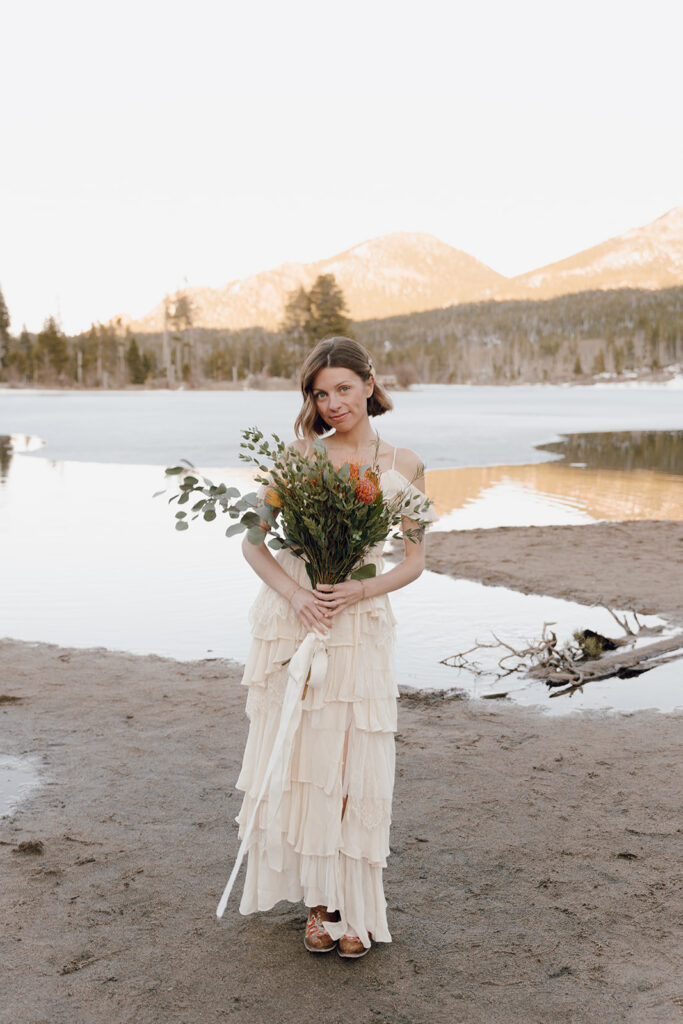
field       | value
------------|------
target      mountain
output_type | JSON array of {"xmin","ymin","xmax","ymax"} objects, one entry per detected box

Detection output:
[
  {"xmin": 502, "ymin": 207, "xmax": 683, "ymax": 300},
  {"xmin": 117, "ymin": 233, "xmax": 506, "ymax": 332},
  {"xmin": 116, "ymin": 208, "xmax": 683, "ymax": 333}
]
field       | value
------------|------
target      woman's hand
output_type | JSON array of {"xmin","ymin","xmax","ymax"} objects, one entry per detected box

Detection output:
[
  {"xmin": 289, "ymin": 586, "xmax": 333, "ymax": 632},
  {"xmin": 314, "ymin": 580, "xmax": 364, "ymax": 617}
]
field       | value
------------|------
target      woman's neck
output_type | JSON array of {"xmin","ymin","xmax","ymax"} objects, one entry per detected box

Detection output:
[{"xmin": 328, "ymin": 423, "xmax": 379, "ymax": 452}]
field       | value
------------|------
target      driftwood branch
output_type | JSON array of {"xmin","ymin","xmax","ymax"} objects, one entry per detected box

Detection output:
[{"xmin": 441, "ymin": 612, "xmax": 683, "ymax": 698}]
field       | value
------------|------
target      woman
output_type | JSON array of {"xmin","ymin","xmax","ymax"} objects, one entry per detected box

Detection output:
[{"xmin": 233, "ymin": 336, "xmax": 436, "ymax": 958}]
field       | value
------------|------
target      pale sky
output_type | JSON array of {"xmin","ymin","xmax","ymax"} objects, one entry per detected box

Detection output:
[{"xmin": 2, "ymin": 0, "xmax": 681, "ymax": 335}]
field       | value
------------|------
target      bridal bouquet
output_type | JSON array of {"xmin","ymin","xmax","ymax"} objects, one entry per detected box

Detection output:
[{"xmin": 160, "ymin": 427, "xmax": 433, "ymax": 586}]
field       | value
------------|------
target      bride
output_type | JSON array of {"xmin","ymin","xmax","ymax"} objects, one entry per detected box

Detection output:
[{"xmin": 227, "ymin": 335, "xmax": 436, "ymax": 957}]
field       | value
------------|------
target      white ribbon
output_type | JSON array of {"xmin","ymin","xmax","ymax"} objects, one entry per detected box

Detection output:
[{"xmin": 216, "ymin": 628, "xmax": 329, "ymax": 919}]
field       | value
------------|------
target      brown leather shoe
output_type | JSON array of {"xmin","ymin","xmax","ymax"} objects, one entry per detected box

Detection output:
[
  {"xmin": 337, "ymin": 933, "xmax": 371, "ymax": 958},
  {"xmin": 304, "ymin": 910, "xmax": 337, "ymax": 953}
]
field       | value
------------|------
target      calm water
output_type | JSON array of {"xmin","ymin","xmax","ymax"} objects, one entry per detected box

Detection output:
[
  {"xmin": 1, "ymin": 384, "xmax": 682, "ymax": 717},
  {"xmin": 2, "ymin": 382, "xmax": 683, "ymax": 469}
]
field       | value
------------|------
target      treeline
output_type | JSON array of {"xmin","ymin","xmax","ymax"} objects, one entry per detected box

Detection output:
[
  {"xmin": 0, "ymin": 281, "xmax": 681, "ymax": 388},
  {"xmin": 357, "ymin": 286, "xmax": 683, "ymax": 384}
]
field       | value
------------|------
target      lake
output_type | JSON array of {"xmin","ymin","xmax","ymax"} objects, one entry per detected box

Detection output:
[{"xmin": 1, "ymin": 384, "xmax": 682, "ymax": 715}]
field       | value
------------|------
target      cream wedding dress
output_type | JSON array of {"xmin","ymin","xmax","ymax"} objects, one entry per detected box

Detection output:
[{"xmin": 231, "ymin": 454, "xmax": 437, "ymax": 948}]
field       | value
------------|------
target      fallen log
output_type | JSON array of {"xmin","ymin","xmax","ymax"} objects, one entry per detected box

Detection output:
[
  {"xmin": 528, "ymin": 633, "xmax": 683, "ymax": 687},
  {"xmin": 543, "ymin": 636, "xmax": 683, "ymax": 696}
]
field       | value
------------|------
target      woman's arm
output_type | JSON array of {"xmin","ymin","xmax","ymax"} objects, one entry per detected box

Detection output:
[
  {"xmin": 242, "ymin": 536, "xmax": 333, "ymax": 631},
  {"xmin": 314, "ymin": 447, "xmax": 427, "ymax": 615}
]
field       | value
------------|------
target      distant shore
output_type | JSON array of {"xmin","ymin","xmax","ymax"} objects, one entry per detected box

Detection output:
[{"xmin": 1, "ymin": 368, "xmax": 681, "ymax": 393}]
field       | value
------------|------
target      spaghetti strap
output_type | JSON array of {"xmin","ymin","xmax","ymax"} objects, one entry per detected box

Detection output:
[{"xmin": 391, "ymin": 446, "xmax": 397, "ymax": 470}]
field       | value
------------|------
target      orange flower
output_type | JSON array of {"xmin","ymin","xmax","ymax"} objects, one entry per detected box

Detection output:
[
  {"xmin": 355, "ymin": 478, "xmax": 378, "ymax": 503},
  {"xmin": 354, "ymin": 468, "xmax": 380, "ymax": 504},
  {"xmin": 332, "ymin": 462, "xmax": 380, "ymax": 502},
  {"xmin": 264, "ymin": 486, "xmax": 283, "ymax": 508}
]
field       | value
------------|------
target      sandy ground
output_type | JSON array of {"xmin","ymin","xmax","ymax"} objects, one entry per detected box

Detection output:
[
  {"xmin": 426, "ymin": 520, "xmax": 683, "ymax": 627},
  {"xmin": 2, "ymin": 521, "xmax": 682, "ymax": 1024}
]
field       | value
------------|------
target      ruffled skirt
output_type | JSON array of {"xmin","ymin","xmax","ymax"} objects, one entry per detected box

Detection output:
[{"xmin": 234, "ymin": 546, "xmax": 397, "ymax": 948}]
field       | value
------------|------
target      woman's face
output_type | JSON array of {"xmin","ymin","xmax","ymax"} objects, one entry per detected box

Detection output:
[{"xmin": 311, "ymin": 365, "xmax": 374, "ymax": 432}]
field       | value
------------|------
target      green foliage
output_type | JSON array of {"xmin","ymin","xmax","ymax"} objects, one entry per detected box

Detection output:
[
  {"xmin": 3, "ymin": 283, "xmax": 680, "ymax": 388},
  {"xmin": 572, "ymin": 629, "xmax": 618, "ymax": 660},
  {"xmin": 126, "ymin": 337, "xmax": 151, "ymax": 384},
  {"xmin": 167, "ymin": 292, "xmax": 193, "ymax": 332},
  {"xmin": 307, "ymin": 274, "xmax": 352, "ymax": 342},
  {"xmin": 36, "ymin": 316, "xmax": 69, "ymax": 380},
  {"xmin": 281, "ymin": 274, "xmax": 352, "ymax": 347},
  {"xmin": 0, "ymin": 286, "xmax": 10, "ymax": 368},
  {"xmin": 591, "ymin": 349, "xmax": 606, "ymax": 375}
]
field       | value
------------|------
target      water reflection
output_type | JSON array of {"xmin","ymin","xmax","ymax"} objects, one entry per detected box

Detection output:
[
  {"xmin": 537, "ymin": 429, "xmax": 683, "ymax": 475},
  {"xmin": 0, "ymin": 437, "xmax": 10, "ymax": 482},
  {"xmin": 1, "ymin": 454, "xmax": 681, "ymax": 713},
  {"xmin": 391, "ymin": 574, "xmax": 682, "ymax": 715},
  {"xmin": 427, "ymin": 460, "xmax": 683, "ymax": 530},
  {"xmin": 0, "ymin": 433, "xmax": 46, "ymax": 482}
]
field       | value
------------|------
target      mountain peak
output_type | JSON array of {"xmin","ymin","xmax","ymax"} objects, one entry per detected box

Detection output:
[
  {"xmin": 122, "ymin": 231, "xmax": 505, "ymax": 332},
  {"xmin": 117, "ymin": 209, "xmax": 683, "ymax": 333}
]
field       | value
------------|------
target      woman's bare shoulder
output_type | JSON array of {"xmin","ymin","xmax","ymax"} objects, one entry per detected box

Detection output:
[
  {"xmin": 392, "ymin": 446, "xmax": 425, "ymax": 482},
  {"xmin": 286, "ymin": 438, "xmax": 307, "ymax": 455}
]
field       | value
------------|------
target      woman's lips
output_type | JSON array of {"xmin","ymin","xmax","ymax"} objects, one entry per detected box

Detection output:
[{"xmin": 330, "ymin": 412, "xmax": 347, "ymax": 422}]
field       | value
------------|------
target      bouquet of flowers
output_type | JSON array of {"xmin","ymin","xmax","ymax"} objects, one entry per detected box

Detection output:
[{"xmin": 161, "ymin": 427, "xmax": 434, "ymax": 587}]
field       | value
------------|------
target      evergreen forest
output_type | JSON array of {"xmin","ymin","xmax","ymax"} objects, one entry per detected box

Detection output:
[{"xmin": 0, "ymin": 277, "xmax": 680, "ymax": 389}]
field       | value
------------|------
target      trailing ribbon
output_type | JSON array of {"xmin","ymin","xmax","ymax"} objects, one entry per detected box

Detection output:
[{"xmin": 216, "ymin": 627, "xmax": 329, "ymax": 919}]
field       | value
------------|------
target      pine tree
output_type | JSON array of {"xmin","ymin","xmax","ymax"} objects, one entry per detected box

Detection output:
[
  {"xmin": 307, "ymin": 274, "xmax": 352, "ymax": 343},
  {"xmin": 36, "ymin": 316, "xmax": 69, "ymax": 382},
  {"xmin": 0, "ymin": 286, "xmax": 10, "ymax": 369},
  {"xmin": 280, "ymin": 275, "xmax": 352, "ymax": 347},
  {"xmin": 281, "ymin": 286, "xmax": 311, "ymax": 340},
  {"xmin": 126, "ymin": 337, "xmax": 148, "ymax": 384}
]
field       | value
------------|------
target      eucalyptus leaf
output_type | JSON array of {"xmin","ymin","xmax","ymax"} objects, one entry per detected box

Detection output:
[
  {"xmin": 226, "ymin": 522, "xmax": 247, "ymax": 537},
  {"xmin": 203, "ymin": 508, "xmax": 217, "ymax": 522},
  {"xmin": 175, "ymin": 520, "xmax": 189, "ymax": 531},
  {"xmin": 247, "ymin": 526, "xmax": 265, "ymax": 545},
  {"xmin": 175, "ymin": 511, "xmax": 187, "ymax": 519},
  {"xmin": 256, "ymin": 503, "xmax": 277, "ymax": 529},
  {"xmin": 351, "ymin": 563, "xmax": 377, "ymax": 580}
]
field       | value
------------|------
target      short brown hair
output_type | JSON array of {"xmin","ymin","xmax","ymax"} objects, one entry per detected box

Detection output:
[{"xmin": 294, "ymin": 337, "xmax": 393, "ymax": 439}]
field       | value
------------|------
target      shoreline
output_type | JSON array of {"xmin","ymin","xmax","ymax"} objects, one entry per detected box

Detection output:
[
  {"xmin": 2, "ymin": 517, "xmax": 682, "ymax": 1022},
  {"xmin": 425, "ymin": 519, "xmax": 683, "ymax": 629},
  {"xmin": 2, "ymin": 370, "xmax": 682, "ymax": 393}
]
